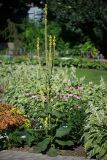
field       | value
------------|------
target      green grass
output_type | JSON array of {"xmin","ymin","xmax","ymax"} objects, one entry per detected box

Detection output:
[{"xmin": 76, "ymin": 68, "xmax": 107, "ymax": 85}]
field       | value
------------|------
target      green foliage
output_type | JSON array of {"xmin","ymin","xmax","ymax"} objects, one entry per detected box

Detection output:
[
  {"xmin": 1, "ymin": 62, "xmax": 106, "ymax": 156},
  {"xmin": 0, "ymin": 56, "xmax": 107, "ymax": 156},
  {"xmin": 57, "ymin": 57, "xmax": 107, "ymax": 70},
  {"xmin": 20, "ymin": 20, "xmax": 62, "ymax": 54},
  {"xmin": 70, "ymin": 40, "xmax": 99, "ymax": 58},
  {"xmin": 1, "ymin": 1, "xmax": 107, "ymax": 156},
  {"xmin": 35, "ymin": 137, "xmax": 51, "ymax": 152},
  {"xmin": 0, "ymin": 20, "xmax": 22, "ymax": 52},
  {"xmin": 0, "ymin": 63, "xmax": 86, "ymax": 151},
  {"xmin": 48, "ymin": 0, "xmax": 107, "ymax": 57},
  {"xmin": 55, "ymin": 126, "xmax": 71, "ymax": 138},
  {"xmin": 55, "ymin": 140, "xmax": 74, "ymax": 146},
  {"xmin": 1, "ymin": 55, "xmax": 107, "ymax": 70},
  {"xmin": 83, "ymin": 82, "xmax": 107, "ymax": 159},
  {"xmin": 47, "ymin": 145, "xmax": 58, "ymax": 157},
  {"xmin": 20, "ymin": 20, "xmax": 44, "ymax": 54},
  {"xmin": 57, "ymin": 39, "xmax": 71, "ymax": 56},
  {"xmin": 0, "ymin": 126, "xmax": 41, "ymax": 150}
]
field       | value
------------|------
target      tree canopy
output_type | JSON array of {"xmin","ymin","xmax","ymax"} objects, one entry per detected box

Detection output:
[
  {"xmin": 48, "ymin": 0, "xmax": 107, "ymax": 57},
  {"xmin": 0, "ymin": 0, "xmax": 30, "ymax": 33}
]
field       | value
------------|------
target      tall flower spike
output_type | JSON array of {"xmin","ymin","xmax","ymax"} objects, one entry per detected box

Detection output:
[
  {"xmin": 44, "ymin": 4, "xmax": 48, "ymax": 19},
  {"xmin": 53, "ymin": 36, "xmax": 56, "ymax": 59},
  {"xmin": 49, "ymin": 35, "xmax": 52, "ymax": 57},
  {"xmin": 36, "ymin": 37, "xmax": 40, "ymax": 67},
  {"xmin": 53, "ymin": 36, "xmax": 56, "ymax": 47},
  {"xmin": 44, "ymin": 4, "xmax": 48, "ymax": 66},
  {"xmin": 49, "ymin": 35, "xmax": 52, "ymax": 70},
  {"xmin": 37, "ymin": 37, "xmax": 40, "ymax": 51}
]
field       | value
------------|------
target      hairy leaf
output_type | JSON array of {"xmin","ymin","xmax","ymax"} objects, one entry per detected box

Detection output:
[
  {"xmin": 55, "ymin": 139, "xmax": 74, "ymax": 146},
  {"xmin": 55, "ymin": 126, "xmax": 71, "ymax": 138},
  {"xmin": 34, "ymin": 137, "xmax": 51, "ymax": 152},
  {"xmin": 47, "ymin": 145, "xmax": 58, "ymax": 157}
]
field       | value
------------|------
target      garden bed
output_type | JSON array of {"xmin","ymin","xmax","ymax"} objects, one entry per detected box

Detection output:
[
  {"xmin": 11, "ymin": 145, "xmax": 86, "ymax": 157},
  {"xmin": 0, "ymin": 63, "xmax": 107, "ymax": 159}
]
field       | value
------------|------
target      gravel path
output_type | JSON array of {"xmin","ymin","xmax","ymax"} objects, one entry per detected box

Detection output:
[{"xmin": 0, "ymin": 150, "xmax": 93, "ymax": 160}]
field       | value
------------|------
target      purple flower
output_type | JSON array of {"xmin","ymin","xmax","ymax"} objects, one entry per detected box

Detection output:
[
  {"xmin": 69, "ymin": 106, "xmax": 81, "ymax": 109},
  {"xmin": 31, "ymin": 119, "xmax": 38, "ymax": 128},
  {"xmin": 67, "ymin": 93, "xmax": 73, "ymax": 97},
  {"xmin": 77, "ymin": 86, "xmax": 83, "ymax": 90},
  {"xmin": 73, "ymin": 95, "xmax": 81, "ymax": 99},
  {"xmin": 61, "ymin": 93, "xmax": 81, "ymax": 100},
  {"xmin": 73, "ymin": 106, "xmax": 81, "ymax": 109}
]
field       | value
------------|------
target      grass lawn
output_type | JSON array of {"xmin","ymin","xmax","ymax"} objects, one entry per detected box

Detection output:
[{"xmin": 76, "ymin": 68, "xmax": 107, "ymax": 85}]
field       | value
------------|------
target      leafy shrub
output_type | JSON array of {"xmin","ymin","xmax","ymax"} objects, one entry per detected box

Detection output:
[
  {"xmin": 0, "ymin": 63, "xmax": 107, "ymax": 155},
  {"xmin": 1, "ymin": 126, "xmax": 41, "ymax": 150},
  {"xmin": 70, "ymin": 40, "xmax": 99, "ymax": 58},
  {"xmin": 20, "ymin": 20, "xmax": 62, "ymax": 55},
  {"xmin": 57, "ymin": 39, "xmax": 71, "ymax": 56},
  {"xmin": 0, "ymin": 63, "xmax": 87, "ymax": 153},
  {"xmin": 58, "ymin": 57, "xmax": 107, "ymax": 70},
  {"xmin": 0, "ymin": 103, "xmax": 30, "ymax": 131},
  {"xmin": 0, "ymin": 55, "xmax": 107, "ymax": 70},
  {"xmin": 83, "ymin": 81, "xmax": 107, "ymax": 159},
  {"xmin": 0, "ymin": 102, "xmax": 31, "ymax": 150}
]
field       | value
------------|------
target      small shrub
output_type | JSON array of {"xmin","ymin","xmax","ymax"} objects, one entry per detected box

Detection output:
[
  {"xmin": 0, "ymin": 103, "xmax": 30, "ymax": 131},
  {"xmin": 0, "ymin": 102, "xmax": 31, "ymax": 150},
  {"xmin": 70, "ymin": 40, "xmax": 99, "ymax": 58}
]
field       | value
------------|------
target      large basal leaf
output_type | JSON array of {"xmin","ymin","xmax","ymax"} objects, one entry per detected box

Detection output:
[
  {"xmin": 26, "ymin": 135, "xmax": 35, "ymax": 147},
  {"xmin": 55, "ymin": 126, "xmax": 71, "ymax": 138},
  {"xmin": 55, "ymin": 139, "xmax": 74, "ymax": 146},
  {"xmin": 47, "ymin": 145, "xmax": 58, "ymax": 157},
  {"xmin": 34, "ymin": 137, "xmax": 51, "ymax": 152}
]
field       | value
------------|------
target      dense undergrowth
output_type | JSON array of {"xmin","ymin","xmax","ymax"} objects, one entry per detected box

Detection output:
[
  {"xmin": 0, "ymin": 63, "xmax": 107, "ymax": 158},
  {"xmin": 0, "ymin": 55, "xmax": 107, "ymax": 70}
]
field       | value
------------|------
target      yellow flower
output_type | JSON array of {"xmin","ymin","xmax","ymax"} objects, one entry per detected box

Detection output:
[
  {"xmin": 11, "ymin": 108, "xmax": 22, "ymax": 115},
  {"xmin": 24, "ymin": 119, "xmax": 31, "ymax": 128},
  {"xmin": 44, "ymin": 117, "xmax": 48, "ymax": 128}
]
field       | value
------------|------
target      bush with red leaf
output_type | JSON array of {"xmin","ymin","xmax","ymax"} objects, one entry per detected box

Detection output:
[{"xmin": 0, "ymin": 103, "xmax": 30, "ymax": 131}]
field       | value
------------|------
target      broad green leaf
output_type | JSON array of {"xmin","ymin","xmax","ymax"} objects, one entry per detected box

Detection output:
[
  {"xmin": 34, "ymin": 137, "xmax": 51, "ymax": 152},
  {"xmin": 47, "ymin": 145, "xmax": 58, "ymax": 157},
  {"xmin": 55, "ymin": 126, "xmax": 71, "ymax": 138},
  {"xmin": 55, "ymin": 139, "xmax": 74, "ymax": 146}
]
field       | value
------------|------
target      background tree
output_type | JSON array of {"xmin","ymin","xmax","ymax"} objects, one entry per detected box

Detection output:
[
  {"xmin": 47, "ymin": 0, "xmax": 107, "ymax": 57},
  {"xmin": 0, "ymin": 0, "xmax": 28, "ymax": 42}
]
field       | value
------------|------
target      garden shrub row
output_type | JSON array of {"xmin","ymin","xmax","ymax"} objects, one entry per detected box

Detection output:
[
  {"xmin": 0, "ymin": 63, "xmax": 107, "ymax": 158},
  {"xmin": 55, "ymin": 57, "xmax": 107, "ymax": 70},
  {"xmin": 0, "ymin": 55, "xmax": 107, "ymax": 70}
]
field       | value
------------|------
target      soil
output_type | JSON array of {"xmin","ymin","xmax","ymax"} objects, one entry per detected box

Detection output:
[
  {"xmin": 59, "ymin": 146, "xmax": 86, "ymax": 157},
  {"xmin": 11, "ymin": 145, "xmax": 86, "ymax": 157}
]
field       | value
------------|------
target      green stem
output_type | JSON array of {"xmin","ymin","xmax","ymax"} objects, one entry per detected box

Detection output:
[{"xmin": 44, "ymin": 4, "xmax": 48, "ymax": 68}]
